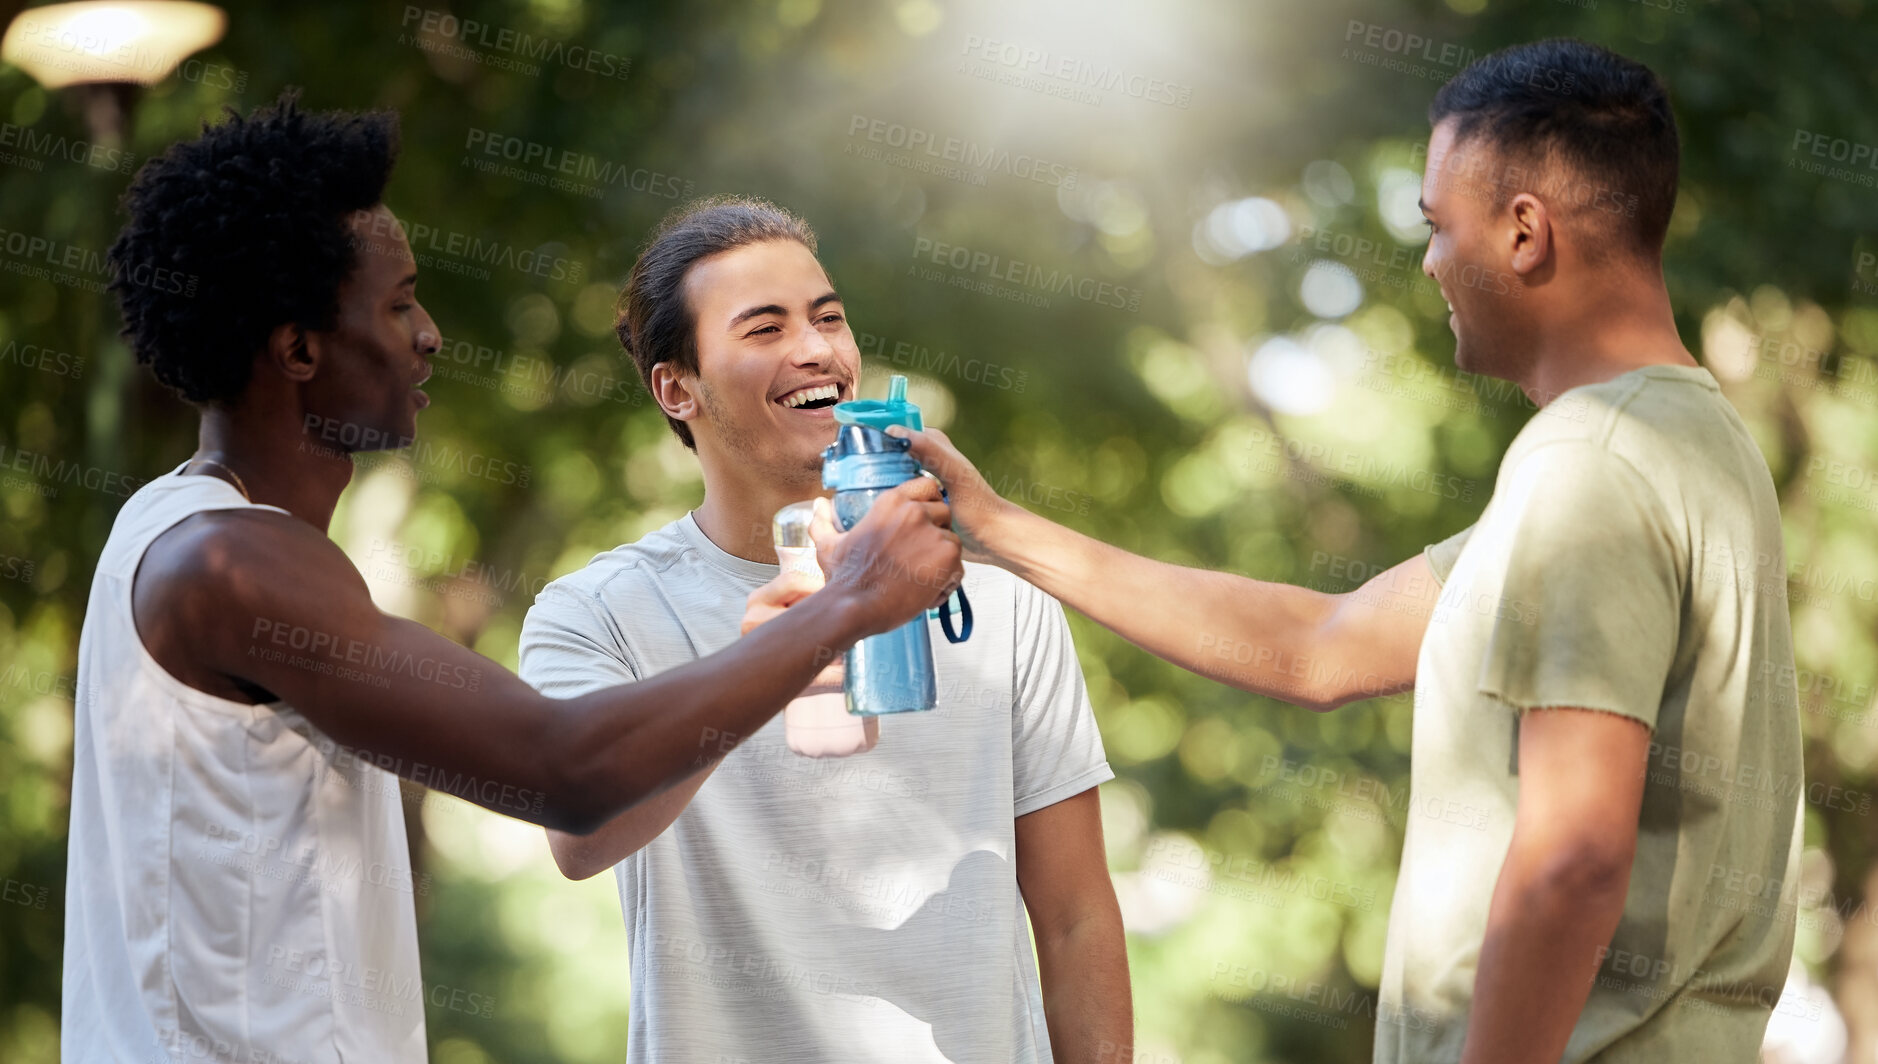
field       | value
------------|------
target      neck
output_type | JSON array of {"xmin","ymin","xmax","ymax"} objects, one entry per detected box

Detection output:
[
  {"xmin": 1517, "ymin": 265, "xmax": 1699, "ymax": 407},
  {"xmin": 691, "ymin": 446, "xmax": 826, "ymax": 565},
  {"xmin": 194, "ymin": 392, "xmax": 354, "ymax": 531}
]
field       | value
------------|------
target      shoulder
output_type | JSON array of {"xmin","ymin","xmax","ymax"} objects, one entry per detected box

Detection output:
[
  {"xmin": 527, "ymin": 519, "xmax": 693, "ymax": 617},
  {"xmin": 1512, "ymin": 368, "xmax": 1728, "ymax": 471},
  {"xmin": 135, "ymin": 508, "xmax": 370, "ymax": 668},
  {"xmin": 143, "ymin": 507, "xmax": 361, "ymax": 610}
]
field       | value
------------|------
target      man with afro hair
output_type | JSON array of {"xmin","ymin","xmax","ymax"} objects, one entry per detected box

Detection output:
[{"xmin": 64, "ymin": 92, "xmax": 960, "ymax": 1062}]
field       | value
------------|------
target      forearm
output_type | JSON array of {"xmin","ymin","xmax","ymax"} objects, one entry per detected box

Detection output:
[
  {"xmin": 1460, "ymin": 845, "xmax": 1631, "ymax": 1064},
  {"xmin": 1035, "ymin": 912, "xmax": 1133, "ymax": 1063},
  {"xmin": 981, "ymin": 505, "xmax": 1353, "ymax": 707},
  {"xmin": 548, "ymin": 590, "xmax": 865, "ymax": 832},
  {"xmin": 546, "ymin": 761, "xmax": 719, "ymax": 878}
]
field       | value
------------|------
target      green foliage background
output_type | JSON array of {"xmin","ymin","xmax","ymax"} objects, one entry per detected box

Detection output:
[{"xmin": 2, "ymin": 0, "xmax": 1876, "ymax": 1061}]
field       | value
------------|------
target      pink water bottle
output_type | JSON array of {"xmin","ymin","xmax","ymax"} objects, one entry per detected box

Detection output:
[{"xmin": 773, "ymin": 501, "xmax": 879, "ymax": 758}]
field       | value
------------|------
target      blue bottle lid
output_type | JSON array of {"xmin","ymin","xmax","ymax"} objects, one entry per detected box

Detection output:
[{"xmin": 832, "ymin": 375, "xmax": 923, "ymax": 432}]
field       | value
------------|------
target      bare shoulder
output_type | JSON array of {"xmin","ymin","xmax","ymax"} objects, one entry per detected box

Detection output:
[
  {"xmin": 135, "ymin": 509, "xmax": 371, "ymax": 696},
  {"xmin": 138, "ymin": 508, "xmax": 364, "ymax": 615}
]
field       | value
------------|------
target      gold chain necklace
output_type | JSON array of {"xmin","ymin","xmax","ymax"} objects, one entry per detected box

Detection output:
[{"xmin": 186, "ymin": 457, "xmax": 252, "ymax": 502}]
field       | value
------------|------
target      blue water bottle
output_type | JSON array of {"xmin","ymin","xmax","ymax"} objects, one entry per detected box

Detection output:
[{"xmin": 822, "ymin": 376, "xmax": 971, "ymax": 715}]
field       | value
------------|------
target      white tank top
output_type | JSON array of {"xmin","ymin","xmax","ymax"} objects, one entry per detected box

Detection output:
[{"xmin": 62, "ymin": 466, "xmax": 426, "ymax": 1064}]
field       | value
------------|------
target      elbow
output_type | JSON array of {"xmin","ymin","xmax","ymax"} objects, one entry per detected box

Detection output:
[
  {"xmin": 1533, "ymin": 837, "xmax": 1635, "ymax": 904},
  {"xmin": 1304, "ymin": 690, "xmax": 1348, "ymax": 713},
  {"xmin": 547, "ymin": 834, "xmax": 611, "ymax": 881},
  {"xmin": 530, "ymin": 695, "xmax": 652, "ymax": 836},
  {"xmin": 535, "ymin": 765, "xmax": 640, "ymax": 838}
]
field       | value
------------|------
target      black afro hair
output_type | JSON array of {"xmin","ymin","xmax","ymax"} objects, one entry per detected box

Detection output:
[{"xmin": 107, "ymin": 90, "xmax": 400, "ymax": 404}]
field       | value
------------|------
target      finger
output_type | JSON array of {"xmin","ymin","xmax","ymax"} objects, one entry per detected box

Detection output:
[
  {"xmin": 746, "ymin": 570, "xmax": 820, "ymax": 610},
  {"xmin": 888, "ymin": 426, "xmax": 962, "ymax": 475},
  {"xmin": 740, "ymin": 604, "xmax": 782, "ymax": 635},
  {"xmin": 918, "ymin": 501, "xmax": 953, "ymax": 529},
  {"xmin": 884, "ymin": 475, "xmax": 944, "ymax": 504}
]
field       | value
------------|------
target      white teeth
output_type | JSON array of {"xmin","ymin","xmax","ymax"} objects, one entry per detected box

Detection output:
[{"xmin": 781, "ymin": 384, "xmax": 839, "ymax": 408}]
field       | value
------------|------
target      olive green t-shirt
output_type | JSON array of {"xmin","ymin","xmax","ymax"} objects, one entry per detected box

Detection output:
[{"xmin": 1375, "ymin": 365, "xmax": 1804, "ymax": 1063}]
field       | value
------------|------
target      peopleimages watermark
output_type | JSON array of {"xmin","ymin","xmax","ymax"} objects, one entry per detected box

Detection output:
[
  {"xmin": 0, "ymin": 121, "xmax": 135, "ymax": 174},
  {"xmin": 2, "ymin": 877, "xmax": 50, "ymax": 910},
  {"xmin": 399, "ymin": 7, "xmax": 632, "ymax": 80},
  {"xmin": 1790, "ymin": 129, "xmax": 1878, "ymax": 190},
  {"xmin": 1856, "ymin": 250, "xmax": 1878, "ymax": 298},
  {"xmin": 462, "ymin": 127, "xmax": 693, "ymax": 202},
  {"xmin": 1708, "ymin": 856, "xmax": 1878, "ymax": 935},
  {"xmin": 0, "ymin": 337, "xmax": 84, "ymax": 380},
  {"xmin": 759, "ymin": 850, "xmax": 995, "ymax": 926},
  {"xmin": 956, "ymin": 34, "xmax": 1193, "ymax": 109},
  {"xmin": 196, "ymin": 822, "xmax": 431, "ymax": 897},
  {"xmin": 698, "ymin": 725, "xmax": 932, "ymax": 801},
  {"xmin": 0, "ymin": 664, "xmax": 76, "ymax": 703},
  {"xmin": 1211, "ymin": 961, "xmax": 1441, "ymax": 1033},
  {"xmin": 845, "ymin": 114, "xmax": 1078, "ymax": 189},
  {"xmin": 301, "ymin": 412, "xmax": 534, "ymax": 488},
  {"xmin": 0, "ymin": 441, "xmax": 145, "ymax": 499},
  {"xmin": 1646, "ymin": 733, "xmax": 1873, "ymax": 817},
  {"xmin": 364, "ymin": 535, "xmax": 552, "ymax": 610},
  {"xmin": 264, "ymin": 945, "xmax": 496, "ymax": 1021},
  {"xmin": 1242, "ymin": 427, "xmax": 1481, "ymax": 501},
  {"xmin": 349, "ymin": 210, "xmax": 584, "ymax": 286},
  {"xmin": 1253, "ymin": 753, "xmax": 1493, "ymax": 831},
  {"xmin": 426, "ymin": 333, "xmax": 643, "ymax": 406},
  {"xmin": 308, "ymin": 736, "xmax": 547, "ymax": 819},
  {"xmin": 1141, "ymin": 834, "xmax": 1379, "ymax": 911},
  {"xmin": 0, "ymin": 227, "xmax": 199, "ymax": 298},
  {"xmin": 247, "ymin": 617, "xmax": 484, "ymax": 693},
  {"xmin": 909, "ymin": 235, "xmax": 1142, "ymax": 311},
  {"xmin": 856, "ymin": 330, "xmax": 1029, "ymax": 393}
]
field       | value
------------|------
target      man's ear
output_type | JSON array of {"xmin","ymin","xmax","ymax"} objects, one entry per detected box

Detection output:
[
  {"xmin": 649, "ymin": 362, "xmax": 700, "ymax": 427},
  {"xmin": 1506, "ymin": 192, "xmax": 1553, "ymax": 278},
  {"xmin": 264, "ymin": 322, "xmax": 317, "ymax": 384}
]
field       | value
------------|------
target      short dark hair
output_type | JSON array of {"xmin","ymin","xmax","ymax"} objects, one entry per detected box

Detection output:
[
  {"xmin": 616, "ymin": 196, "xmax": 817, "ymax": 450},
  {"xmin": 108, "ymin": 91, "xmax": 399, "ymax": 404},
  {"xmin": 1429, "ymin": 38, "xmax": 1678, "ymax": 258}
]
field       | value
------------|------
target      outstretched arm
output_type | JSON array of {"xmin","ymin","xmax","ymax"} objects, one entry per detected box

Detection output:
[
  {"xmin": 896, "ymin": 426, "xmax": 1439, "ymax": 710},
  {"xmin": 142, "ymin": 479, "xmax": 960, "ymax": 835}
]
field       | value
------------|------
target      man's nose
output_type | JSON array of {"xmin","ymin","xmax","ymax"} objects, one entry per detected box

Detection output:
[
  {"xmin": 416, "ymin": 309, "xmax": 441, "ymax": 354},
  {"xmin": 798, "ymin": 323, "xmax": 835, "ymax": 362}
]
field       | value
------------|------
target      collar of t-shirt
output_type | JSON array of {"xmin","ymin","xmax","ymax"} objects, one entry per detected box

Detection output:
[{"xmin": 678, "ymin": 511, "xmax": 782, "ymax": 586}]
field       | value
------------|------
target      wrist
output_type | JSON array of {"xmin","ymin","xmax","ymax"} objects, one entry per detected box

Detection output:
[
  {"xmin": 793, "ymin": 579, "xmax": 877, "ymax": 649},
  {"xmin": 976, "ymin": 497, "xmax": 1039, "ymax": 576}
]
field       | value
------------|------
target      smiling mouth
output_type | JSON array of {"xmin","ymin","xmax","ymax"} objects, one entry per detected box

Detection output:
[{"xmin": 777, "ymin": 382, "xmax": 843, "ymax": 410}]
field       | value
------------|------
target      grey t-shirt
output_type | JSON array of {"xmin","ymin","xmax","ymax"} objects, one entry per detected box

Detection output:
[
  {"xmin": 519, "ymin": 513, "xmax": 1113, "ymax": 1064},
  {"xmin": 1377, "ymin": 365, "xmax": 1804, "ymax": 1062}
]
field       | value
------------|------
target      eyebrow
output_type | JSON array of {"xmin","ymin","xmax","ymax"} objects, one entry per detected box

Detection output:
[
  {"xmin": 1418, "ymin": 198, "xmax": 1431, "ymax": 215},
  {"xmin": 727, "ymin": 290, "xmax": 843, "ymax": 330}
]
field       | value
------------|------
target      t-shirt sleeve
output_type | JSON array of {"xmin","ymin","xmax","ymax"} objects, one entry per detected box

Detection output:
[
  {"xmin": 518, "ymin": 583, "xmax": 641, "ymax": 699},
  {"xmin": 1424, "ymin": 523, "xmax": 1475, "ymax": 586},
  {"xmin": 1473, "ymin": 441, "xmax": 1682, "ymax": 729},
  {"xmin": 1009, "ymin": 579, "xmax": 1114, "ymax": 818}
]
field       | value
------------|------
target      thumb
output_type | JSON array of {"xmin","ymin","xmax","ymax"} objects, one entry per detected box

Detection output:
[{"xmin": 808, "ymin": 496, "xmax": 841, "ymax": 550}]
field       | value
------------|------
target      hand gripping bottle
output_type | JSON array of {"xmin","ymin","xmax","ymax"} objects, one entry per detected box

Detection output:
[
  {"xmin": 772, "ymin": 502, "xmax": 878, "ymax": 757},
  {"xmin": 820, "ymin": 375, "xmax": 972, "ymax": 716}
]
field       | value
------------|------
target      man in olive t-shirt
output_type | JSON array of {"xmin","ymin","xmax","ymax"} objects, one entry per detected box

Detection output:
[{"xmin": 1375, "ymin": 364, "xmax": 1802, "ymax": 1060}]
